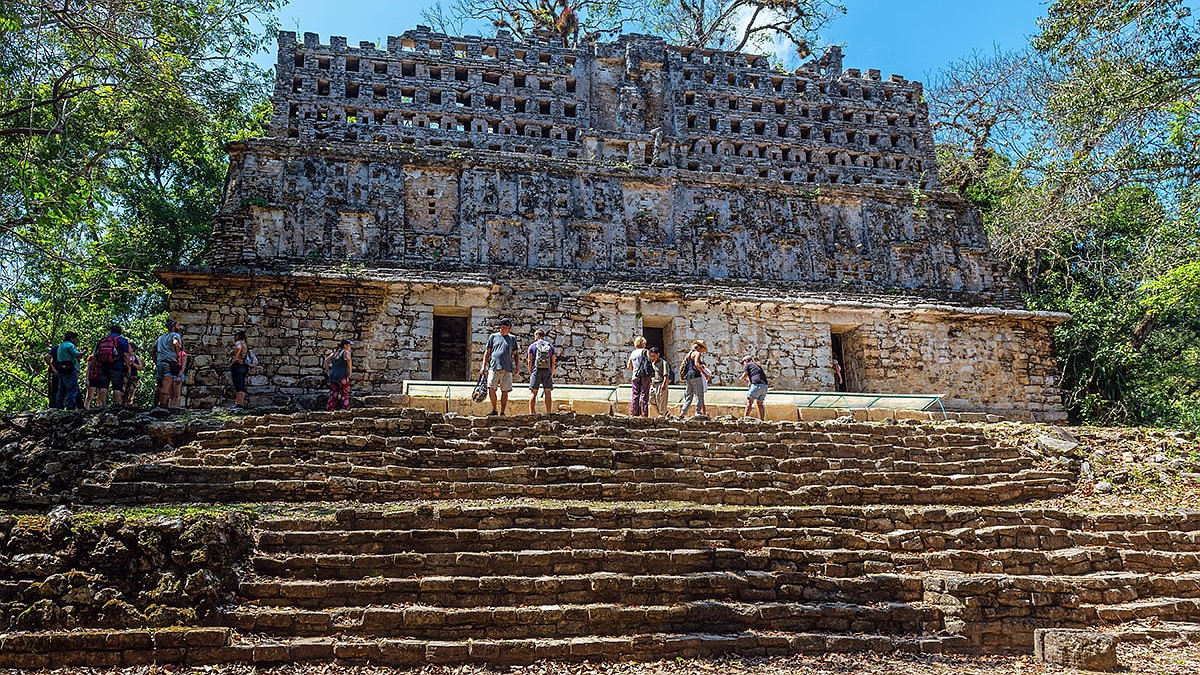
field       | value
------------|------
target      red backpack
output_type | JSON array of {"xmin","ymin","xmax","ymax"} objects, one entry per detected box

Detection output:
[{"xmin": 96, "ymin": 335, "xmax": 121, "ymax": 364}]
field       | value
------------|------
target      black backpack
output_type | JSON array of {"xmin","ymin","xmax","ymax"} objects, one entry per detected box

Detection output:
[{"xmin": 634, "ymin": 351, "xmax": 655, "ymax": 379}]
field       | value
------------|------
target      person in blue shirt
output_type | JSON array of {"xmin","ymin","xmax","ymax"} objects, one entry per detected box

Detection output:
[
  {"xmin": 480, "ymin": 318, "xmax": 519, "ymax": 416},
  {"xmin": 54, "ymin": 332, "xmax": 82, "ymax": 409}
]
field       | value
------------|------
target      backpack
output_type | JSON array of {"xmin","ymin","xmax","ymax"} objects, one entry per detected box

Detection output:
[
  {"xmin": 96, "ymin": 335, "xmax": 121, "ymax": 365},
  {"xmin": 533, "ymin": 341, "xmax": 553, "ymax": 370},
  {"xmin": 679, "ymin": 355, "xmax": 697, "ymax": 380},
  {"xmin": 245, "ymin": 350, "xmax": 259, "ymax": 367},
  {"xmin": 634, "ymin": 351, "xmax": 655, "ymax": 379}
]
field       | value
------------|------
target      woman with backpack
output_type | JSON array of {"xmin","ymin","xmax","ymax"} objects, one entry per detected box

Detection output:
[
  {"xmin": 625, "ymin": 335, "xmax": 653, "ymax": 416},
  {"xmin": 229, "ymin": 330, "xmax": 251, "ymax": 409},
  {"xmin": 680, "ymin": 339, "xmax": 712, "ymax": 418}
]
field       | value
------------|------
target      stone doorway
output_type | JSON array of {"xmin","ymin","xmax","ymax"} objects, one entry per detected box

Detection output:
[
  {"xmin": 641, "ymin": 318, "xmax": 672, "ymax": 359},
  {"xmin": 432, "ymin": 314, "xmax": 470, "ymax": 381},
  {"xmin": 831, "ymin": 331, "xmax": 849, "ymax": 392}
]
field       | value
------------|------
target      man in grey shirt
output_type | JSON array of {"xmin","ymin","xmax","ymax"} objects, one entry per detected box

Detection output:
[{"xmin": 480, "ymin": 318, "xmax": 519, "ymax": 416}]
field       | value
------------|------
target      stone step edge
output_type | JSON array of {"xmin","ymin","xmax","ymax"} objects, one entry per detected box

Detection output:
[
  {"xmin": 0, "ymin": 629, "xmax": 973, "ymax": 668},
  {"xmin": 1114, "ymin": 621, "xmax": 1200, "ymax": 643}
]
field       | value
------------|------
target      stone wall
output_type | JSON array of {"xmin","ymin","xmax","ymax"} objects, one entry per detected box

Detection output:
[
  {"xmin": 209, "ymin": 142, "xmax": 1016, "ymax": 306},
  {"xmin": 0, "ymin": 512, "xmax": 252, "ymax": 630},
  {"xmin": 0, "ymin": 409, "xmax": 216, "ymax": 508},
  {"xmin": 161, "ymin": 269, "xmax": 1065, "ymax": 419}
]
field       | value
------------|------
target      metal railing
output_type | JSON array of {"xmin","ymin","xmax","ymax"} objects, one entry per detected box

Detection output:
[{"xmin": 401, "ymin": 380, "xmax": 947, "ymax": 417}]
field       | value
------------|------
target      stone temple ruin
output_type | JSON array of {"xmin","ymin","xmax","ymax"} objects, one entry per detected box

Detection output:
[{"xmin": 161, "ymin": 26, "xmax": 1068, "ymax": 418}]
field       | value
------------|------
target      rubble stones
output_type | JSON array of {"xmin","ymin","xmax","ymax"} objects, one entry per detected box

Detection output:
[{"xmin": 1038, "ymin": 435, "xmax": 1079, "ymax": 455}]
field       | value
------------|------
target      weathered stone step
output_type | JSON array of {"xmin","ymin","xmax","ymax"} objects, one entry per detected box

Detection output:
[
  {"xmin": 927, "ymin": 572, "xmax": 1200, "ymax": 601},
  {"xmin": 251, "ymin": 545, "xmax": 1200, "ymax": 582},
  {"xmin": 0, "ymin": 628, "xmax": 973, "ymax": 669},
  {"xmin": 238, "ymin": 571, "xmax": 923, "ymax": 609},
  {"xmin": 227, "ymin": 599, "xmax": 942, "ymax": 640},
  {"xmin": 1092, "ymin": 598, "xmax": 1200, "ymax": 624},
  {"xmin": 251, "ymin": 548, "xmax": 771, "ymax": 581},
  {"xmin": 1115, "ymin": 620, "xmax": 1200, "ymax": 643},
  {"xmin": 83, "ymin": 475, "xmax": 1073, "ymax": 506},
  {"xmin": 197, "ymin": 410, "xmax": 999, "ymax": 448},
  {"xmin": 164, "ymin": 449, "xmax": 1029, "ymax": 476},
  {"xmin": 112, "ymin": 463, "xmax": 1069, "ymax": 495},
  {"xmin": 253, "ymin": 505, "xmax": 1200, "ymax": 536},
  {"xmin": 253, "ymin": 525, "xmax": 1200, "ymax": 556}
]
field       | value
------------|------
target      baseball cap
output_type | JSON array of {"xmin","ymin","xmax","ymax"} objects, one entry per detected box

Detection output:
[
  {"xmin": 498, "ymin": 318, "xmax": 513, "ymax": 327},
  {"xmin": 741, "ymin": 355, "xmax": 754, "ymax": 363},
  {"xmin": 338, "ymin": 339, "xmax": 354, "ymax": 346}
]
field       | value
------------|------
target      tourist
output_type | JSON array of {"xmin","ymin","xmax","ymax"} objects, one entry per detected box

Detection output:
[
  {"xmin": 480, "ymin": 318, "xmax": 518, "ymax": 416},
  {"xmin": 171, "ymin": 348, "xmax": 189, "ymax": 409},
  {"xmin": 647, "ymin": 347, "xmax": 671, "ymax": 417},
  {"xmin": 526, "ymin": 328, "xmax": 556, "ymax": 414},
  {"xmin": 229, "ymin": 330, "xmax": 250, "ymax": 409},
  {"xmin": 83, "ymin": 353, "xmax": 102, "ymax": 409},
  {"xmin": 323, "ymin": 339, "xmax": 353, "ymax": 410},
  {"xmin": 43, "ymin": 342, "xmax": 60, "ymax": 408},
  {"xmin": 154, "ymin": 319, "xmax": 184, "ymax": 409},
  {"xmin": 679, "ymin": 340, "xmax": 711, "ymax": 417},
  {"xmin": 626, "ymin": 336, "xmax": 653, "ymax": 416},
  {"xmin": 53, "ymin": 332, "xmax": 82, "ymax": 409},
  {"xmin": 93, "ymin": 325, "xmax": 131, "ymax": 406},
  {"xmin": 740, "ymin": 355, "xmax": 769, "ymax": 419},
  {"xmin": 124, "ymin": 342, "xmax": 144, "ymax": 405}
]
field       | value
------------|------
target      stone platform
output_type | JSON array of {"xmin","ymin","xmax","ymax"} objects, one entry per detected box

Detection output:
[{"xmin": 1, "ymin": 408, "xmax": 1197, "ymax": 669}]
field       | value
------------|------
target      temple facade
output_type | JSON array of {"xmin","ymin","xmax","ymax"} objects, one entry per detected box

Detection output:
[{"xmin": 161, "ymin": 27, "xmax": 1068, "ymax": 418}]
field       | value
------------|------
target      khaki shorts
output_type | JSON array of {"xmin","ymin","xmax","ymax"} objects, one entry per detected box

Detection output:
[{"xmin": 487, "ymin": 369, "xmax": 513, "ymax": 392}]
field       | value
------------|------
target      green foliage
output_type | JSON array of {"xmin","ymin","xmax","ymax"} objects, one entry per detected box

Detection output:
[
  {"xmin": 929, "ymin": 1, "xmax": 1200, "ymax": 431},
  {"xmin": 0, "ymin": 0, "xmax": 280, "ymax": 410}
]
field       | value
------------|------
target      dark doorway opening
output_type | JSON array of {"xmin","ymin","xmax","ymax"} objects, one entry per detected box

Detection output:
[
  {"xmin": 831, "ymin": 332, "xmax": 848, "ymax": 392},
  {"xmin": 433, "ymin": 315, "xmax": 469, "ymax": 381},
  {"xmin": 642, "ymin": 326, "xmax": 665, "ymax": 353}
]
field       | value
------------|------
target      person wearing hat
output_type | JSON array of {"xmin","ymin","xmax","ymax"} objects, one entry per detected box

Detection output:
[
  {"xmin": 740, "ymin": 355, "xmax": 769, "ymax": 419},
  {"xmin": 480, "ymin": 318, "xmax": 519, "ymax": 416},
  {"xmin": 153, "ymin": 319, "xmax": 184, "ymax": 408},
  {"xmin": 323, "ymin": 339, "xmax": 354, "ymax": 410}
]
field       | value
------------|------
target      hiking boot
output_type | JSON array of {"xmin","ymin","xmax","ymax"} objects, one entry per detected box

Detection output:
[{"xmin": 487, "ymin": 410, "xmax": 498, "ymax": 416}]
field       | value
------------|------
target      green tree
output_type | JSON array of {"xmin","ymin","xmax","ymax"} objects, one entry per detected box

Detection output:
[
  {"xmin": 928, "ymin": 0, "xmax": 1200, "ymax": 429},
  {"xmin": 0, "ymin": 0, "xmax": 280, "ymax": 409},
  {"xmin": 424, "ymin": 0, "xmax": 843, "ymax": 55}
]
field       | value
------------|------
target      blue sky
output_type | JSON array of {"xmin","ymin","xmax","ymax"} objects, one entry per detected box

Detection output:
[{"xmin": 268, "ymin": 0, "xmax": 1049, "ymax": 83}]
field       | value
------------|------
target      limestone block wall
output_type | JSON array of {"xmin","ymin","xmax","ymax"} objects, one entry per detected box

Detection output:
[{"xmin": 162, "ymin": 270, "xmax": 1065, "ymax": 419}]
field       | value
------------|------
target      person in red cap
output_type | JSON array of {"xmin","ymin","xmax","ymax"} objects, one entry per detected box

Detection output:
[{"xmin": 323, "ymin": 339, "xmax": 353, "ymax": 410}]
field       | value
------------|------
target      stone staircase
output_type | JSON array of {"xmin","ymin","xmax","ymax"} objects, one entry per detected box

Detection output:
[
  {"xmin": 82, "ymin": 409, "xmax": 1074, "ymax": 506},
  {"xmin": 3, "ymin": 408, "xmax": 1199, "ymax": 669}
]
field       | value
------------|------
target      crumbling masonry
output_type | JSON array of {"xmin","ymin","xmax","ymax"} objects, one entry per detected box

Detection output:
[{"xmin": 160, "ymin": 26, "xmax": 1068, "ymax": 418}]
